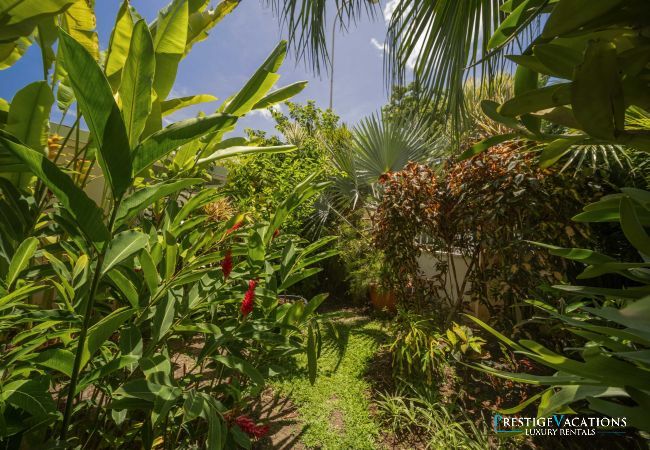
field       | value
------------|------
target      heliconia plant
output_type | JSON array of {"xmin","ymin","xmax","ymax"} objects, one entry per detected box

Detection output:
[{"xmin": 0, "ymin": 1, "xmax": 334, "ymax": 448}]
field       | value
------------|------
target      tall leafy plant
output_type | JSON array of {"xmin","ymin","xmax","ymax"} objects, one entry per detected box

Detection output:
[
  {"xmin": 0, "ymin": 1, "xmax": 337, "ymax": 448},
  {"xmin": 469, "ymin": 188, "xmax": 650, "ymax": 433}
]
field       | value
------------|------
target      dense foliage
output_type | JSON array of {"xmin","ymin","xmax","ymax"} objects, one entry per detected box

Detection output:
[
  {"xmin": 0, "ymin": 2, "xmax": 335, "ymax": 448},
  {"xmin": 224, "ymin": 102, "xmax": 347, "ymax": 236},
  {"xmin": 374, "ymin": 148, "xmax": 604, "ymax": 323}
]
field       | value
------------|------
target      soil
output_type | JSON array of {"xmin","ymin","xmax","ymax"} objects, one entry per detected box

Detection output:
[{"xmin": 252, "ymin": 389, "xmax": 306, "ymax": 450}]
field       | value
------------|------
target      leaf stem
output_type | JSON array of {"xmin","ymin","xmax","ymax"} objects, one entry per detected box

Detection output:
[{"xmin": 60, "ymin": 201, "xmax": 121, "ymax": 440}]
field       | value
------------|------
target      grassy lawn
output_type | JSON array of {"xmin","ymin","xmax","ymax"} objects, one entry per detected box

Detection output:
[{"xmin": 270, "ymin": 312, "xmax": 389, "ymax": 449}]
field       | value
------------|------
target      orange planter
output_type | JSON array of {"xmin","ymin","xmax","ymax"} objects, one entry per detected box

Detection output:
[{"xmin": 369, "ymin": 284, "xmax": 396, "ymax": 311}]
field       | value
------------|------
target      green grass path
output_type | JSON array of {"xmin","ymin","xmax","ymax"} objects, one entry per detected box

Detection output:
[{"xmin": 271, "ymin": 312, "xmax": 389, "ymax": 449}]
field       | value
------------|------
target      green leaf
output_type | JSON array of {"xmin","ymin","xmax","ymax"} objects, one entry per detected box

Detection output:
[
  {"xmin": 116, "ymin": 178, "xmax": 202, "ymax": 226},
  {"xmin": 197, "ymin": 144, "xmax": 296, "ymax": 167},
  {"xmin": 620, "ymin": 196, "xmax": 650, "ymax": 257},
  {"xmin": 223, "ymin": 41, "xmax": 286, "ymax": 116},
  {"xmin": 499, "ymin": 82, "xmax": 571, "ymax": 118},
  {"xmin": 151, "ymin": 0, "xmax": 188, "ymax": 100},
  {"xmin": 0, "ymin": 0, "xmax": 75, "ymax": 41},
  {"xmin": 307, "ymin": 323, "xmax": 317, "ymax": 385},
  {"xmin": 0, "ymin": 132, "xmax": 110, "ymax": 246},
  {"xmin": 108, "ymin": 269, "xmax": 139, "ymax": 308},
  {"xmin": 59, "ymin": 29, "xmax": 133, "ymax": 199},
  {"xmin": 132, "ymin": 113, "xmax": 236, "ymax": 176},
  {"xmin": 0, "ymin": 36, "xmax": 31, "ymax": 70},
  {"xmin": 480, "ymin": 100, "xmax": 522, "ymax": 129},
  {"xmin": 102, "ymin": 230, "xmax": 149, "ymax": 275},
  {"xmin": 213, "ymin": 355, "xmax": 264, "ymax": 388},
  {"xmin": 160, "ymin": 94, "xmax": 217, "ymax": 116},
  {"xmin": 543, "ymin": 0, "xmax": 625, "ymax": 38},
  {"xmin": 120, "ymin": 20, "xmax": 155, "ymax": 149},
  {"xmin": 539, "ymin": 136, "xmax": 584, "ymax": 168},
  {"xmin": 6, "ymin": 81, "xmax": 53, "ymax": 150},
  {"xmin": 488, "ymin": 0, "xmax": 544, "ymax": 50},
  {"xmin": 139, "ymin": 249, "xmax": 160, "ymax": 295},
  {"xmin": 151, "ymin": 292, "xmax": 175, "ymax": 344},
  {"xmin": 533, "ymin": 43, "xmax": 581, "ymax": 80},
  {"xmin": 530, "ymin": 241, "xmax": 616, "ymax": 265},
  {"xmin": 104, "ymin": 0, "xmax": 135, "ymax": 89},
  {"xmin": 185, "ymin": 0, "xmax": 238, "ymax": 56},
  {"xmin": 302, "ymin": 293, "xmax": 328, "ymax": 320},
  {"xmin": 252, "ymin": 81, "xmax": 307, "ymax": 110},
  {"xmin": 1, "ymin": 378, "xmax": 56, "ymax": 420},
  {"xmin": 60, "ymin": 0, "xmax": 98, "ymax": 60},
  {"xmin": 513, "ymin": 64, "xmax": 541, "ymax": 134},
  {"xmin": 81, "ymin": 307, "xmax": 135, "ymax": 369},
  {"xmin": 552, "ymin": 284, "xmax": 650, "ymax": 300},
  {"xmin": 32, "ymin": 348, "xmax": 74, "ymax": 377},
  {"xmin": 203, "ymin": 396, "xmax": 226, "ymax": 450},
  {"xmin": 6, "ymin": 236, "xmax": 37, "ymax": 289},
  {"xmin": 571, "ymin": 40, "xmax": 624, "ymax": 141}
]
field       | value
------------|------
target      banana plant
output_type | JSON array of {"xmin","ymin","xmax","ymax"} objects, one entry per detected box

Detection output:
[{"xmin": 467, "ymin": 188, "xmax": 650, "ymax": 433}]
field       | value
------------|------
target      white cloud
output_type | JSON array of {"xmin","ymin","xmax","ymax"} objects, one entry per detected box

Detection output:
[
  {"xmin": 383, "ymin": 0, "xmax": 400, "ymax": 22},
  {"xmin": 248, "ymin": 103, "xmax": 283, "ymax": 121},
  {"xmin": 370, "ymin": 37, "xmax": 387, "ymax": 57},
  {"xmin": 378, "ymin": 0, "xmax": 420, "ymax": 70}
]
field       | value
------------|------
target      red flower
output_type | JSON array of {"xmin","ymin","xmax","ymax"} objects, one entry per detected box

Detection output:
[
  {"xmin": 221, "ymin": 249, "xmax": 233, "ymax": 279},
  {"xmin": 234, "ymin": 415, "xmax": 269, "ymax": 439},
  {"xmin": 272, "ymin": 228, "xmax": 280, "ymax": 239},
  {"xmin": 240, "ymin": 279, "xmax": 256, "ymax": 317},
  {"xmin": 227, "ymin": 221, "xmax": 243, "ymax": 235}
]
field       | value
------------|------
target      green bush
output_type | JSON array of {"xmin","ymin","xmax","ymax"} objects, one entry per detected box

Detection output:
[{"xmin": 224, "ymin": 101, "xmax": 348, "ymax": 236}]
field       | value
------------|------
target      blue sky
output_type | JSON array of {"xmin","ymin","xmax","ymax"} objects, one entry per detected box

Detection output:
[{"xmin": 0, "ymin": 0, "xmax": 395, "ymax": 136}]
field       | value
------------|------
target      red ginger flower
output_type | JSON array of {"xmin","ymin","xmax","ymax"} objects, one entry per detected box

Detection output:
[
  {"xmin": 234, "ymin": 415, "xmax": 269, "ymax": 439},
  {"xmin": 240, "ymin": 279, "xmax": 256, "ymax": 317},
  {"xmin": 221, "ymin": 249, "xmax": 233, "ymax": 279}
]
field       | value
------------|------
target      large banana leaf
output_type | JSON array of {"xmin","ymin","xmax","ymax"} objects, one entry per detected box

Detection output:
[
  {"xmin": 151, "ymin": 0, "xmax": 188, "ymax": 101},
  {"xmin": 132, "ymin": 113, "xmax": 236, "ymax": 176},
  {"xmin": 0, "ymin": 36, "xmax": 31, "ymax": 70},
  {"xmin": 0, "ymin": 0, "xmax": 75, "ymax": 41},
  {"xmin": 104, "ymin": 0, "xmax": 136, "ymax": 89},
  {"xmin": 222, "ymin": 41, "xmax": 287, "ymax": 116},
  {"xmin": 0, "ymin": 132, "xmax": 109, "ymax": 246},
  {"xmin": 60, "ymin": 0, "xmax": 98, "ymax": 60},
  {"xmin": 59, "ymin": 29, "xmax": 133, "ymax": 199},
  {"xmin": 119, "ymin": 20, "xmax": 155, "ymax": 149},
  {"xmin": 5, "ymin": 81, "xmax": 53, "ymax": 150}
]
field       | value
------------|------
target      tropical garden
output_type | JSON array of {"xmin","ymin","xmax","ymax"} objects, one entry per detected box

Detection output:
[{"xmin": 0, "ymin": 0, "xmax": 649, "ymax": 449}]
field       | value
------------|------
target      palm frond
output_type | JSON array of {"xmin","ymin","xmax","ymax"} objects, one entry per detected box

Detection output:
[
  {"xmin": 262, "ymin": 0, "xmax": 380, "ymax": 74},
  {"xmin": 385, "ymin": 0, "xmax": 538, "ymax": 132},
  {"xmin": 263, "ymin": 0, "xmax": 544, "ymax": 135},
  {"xmin": 353, "ymin": 111, "xmax": 438, "ymax": 182}
]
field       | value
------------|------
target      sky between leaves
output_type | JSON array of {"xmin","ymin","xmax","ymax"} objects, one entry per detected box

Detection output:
[{"xmin": 0, "ymin": 0, "xmax": 407, "ymax": 136}]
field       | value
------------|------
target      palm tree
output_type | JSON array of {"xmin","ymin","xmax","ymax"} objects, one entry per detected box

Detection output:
[{"xmin": 262, "ymin": 0, "xmax": 543, "ymax": 130}]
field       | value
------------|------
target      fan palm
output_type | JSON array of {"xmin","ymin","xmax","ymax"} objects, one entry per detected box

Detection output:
[{"xmin": 325, "ymin": 111, "xmax": 440, "ymax": 213}]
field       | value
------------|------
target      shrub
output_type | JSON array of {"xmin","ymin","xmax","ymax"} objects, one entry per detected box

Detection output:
[
  {"xmin": 223, "ymin": 101, "xmax": 347, "ymax": 236},
  {"xmin": 374, "ymin": 147, "xmax": 605, "ymax": 323}
]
